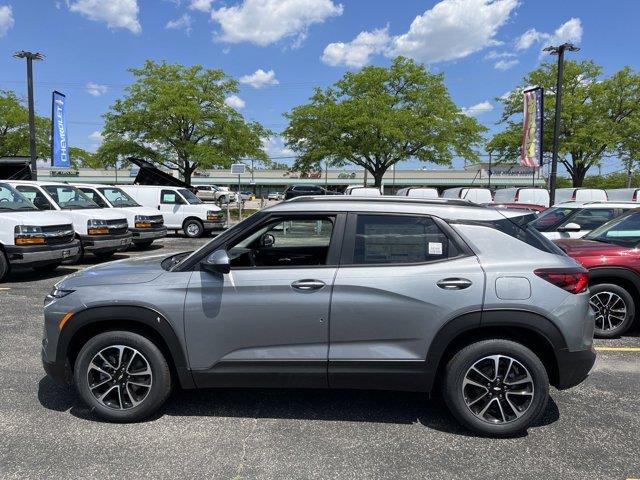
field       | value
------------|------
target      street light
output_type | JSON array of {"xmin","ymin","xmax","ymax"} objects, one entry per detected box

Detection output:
[
  {"xmin": 543, "ymin": 42, "xmax": 579, "ymax": 205},
  {"xmin": 13, "ymin": 50, "xmax": 44, "ymax": 180}
]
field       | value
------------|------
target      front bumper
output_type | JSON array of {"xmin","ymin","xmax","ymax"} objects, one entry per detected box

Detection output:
[
  {"xmin": 42, "ymin": 347, "xmax": 72, "ymax": 385},
  {"xmin": 79, "ymin": 232, "xmax": 132, "ymax": 252},
  {"xmin": 130, "ymin": 226, "xmax": 167, "ymax": 241},
  {"xmin": 204, "ymin": 220, "xmax": 225, "ymax": 230},
  {"xmin": 555, "ymin": 346, "xmax": 597, "ymax": 389},
  {"xmin": 4, "ymin": 240, "xmax": 81, "ymax": 266}
]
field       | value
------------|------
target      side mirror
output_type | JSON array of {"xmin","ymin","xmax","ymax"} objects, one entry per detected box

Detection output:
[
  {"xmin": 260, "ymin": 233, "xmax": 275, "ymax": 248},
  {"xmin": 558, "ymin": 222, "xmax": 582, "ymax": 233},
  {"xmin": 201, "ymin": 249, "xmax": 231, "ymax": 274}
]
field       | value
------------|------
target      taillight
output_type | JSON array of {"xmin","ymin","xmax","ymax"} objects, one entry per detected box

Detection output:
[{"xmin": 534, "ymin": 268, "xmax": 589, "ymax": 294}]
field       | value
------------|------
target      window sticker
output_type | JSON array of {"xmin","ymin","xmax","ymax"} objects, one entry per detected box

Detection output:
[{"xmin": 428, "ymin": 242, "xmax": 443, "ymax": 255}]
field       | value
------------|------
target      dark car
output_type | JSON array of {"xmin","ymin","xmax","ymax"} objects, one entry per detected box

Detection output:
[
  {"xmin": 555, "ymin": 208, "xmax": 640, "ymax": 338},
  {"xmin": 283, "ymin": 185, "xmax": 338, "ymax": 200}
]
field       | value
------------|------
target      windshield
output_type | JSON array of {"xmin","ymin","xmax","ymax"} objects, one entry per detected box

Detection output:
[
  {"xmin": 178, "ymin": 188, "xmax": 203, "ymax": 205},
  {"xmin": 43, "ymin": 185, "xmax": 99, "ymax": 210},
  {"xmin": 98, "ymin": 187, "xmax": 140, "ymax": 207},
  {"xmin": 0, "ymin": 183, "xmax": 37, "ymax": 211},
  {"xmin": 585, "ymin": 210, "xmax": 640, "ymax": 247},
  {"xmin": 529, "ymin": 207, "xmax": 577, "ymax": 231}
]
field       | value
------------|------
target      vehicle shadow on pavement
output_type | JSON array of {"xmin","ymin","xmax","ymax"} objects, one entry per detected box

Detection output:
[{"xmin": 37, "ymin": 377, "xmax": 560, "ymax": 437}]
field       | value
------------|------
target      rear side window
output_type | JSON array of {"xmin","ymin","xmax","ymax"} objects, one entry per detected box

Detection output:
[
  {"xmin": 564, "ymin": 208, "xmax": 616, "ymax": 230},
  {"xmin": 481, "ymin": 217, "xmax": 565, "ymax": 255},
  {"xmin": 351, "ymin": 215, "xmax": 457, "ymax": 264}
]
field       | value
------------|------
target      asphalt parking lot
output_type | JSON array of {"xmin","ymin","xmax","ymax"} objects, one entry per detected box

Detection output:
[{"xmin": 1, "ymin": 234, "xmax": 639, "ymax": 479}]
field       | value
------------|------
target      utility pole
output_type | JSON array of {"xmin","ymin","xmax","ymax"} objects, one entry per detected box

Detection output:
[
  {"xmin": 543, "ymin": 42, "xmax": 579, "ymax": 205},
  {"xmin": 13, "ymin": 51, "xmax": 44, "ymax": 180},
  {"xmin": 627, "ymin": 161, "xmax": 633, "ymax": 188}
]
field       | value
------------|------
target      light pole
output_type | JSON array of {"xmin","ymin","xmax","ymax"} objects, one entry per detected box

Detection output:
[
  {"xmin": 543, "ymin": 42, "xmax": 579, "ymax": 205},
  {"xmin": 13, "ymin": 50, "xmax": 44, "ymax": 180}
]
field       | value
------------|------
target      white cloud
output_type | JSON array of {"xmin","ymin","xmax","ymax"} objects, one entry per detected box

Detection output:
[
  {"xmin": 88, "ymin": 131, "xmax": 104, "ymax": 142},
  {"xmin": 494, "ymin": 58, "xmax": 518, "ymax": 70},
  {"xmin": 389, "ymin": 0, "xmax": 518, "ymax": 63},
  {"xmin": 68, "ymin": 0, "xmax": 141, "ymax": 34},
  {"xmin": 239, "ymin": 69, "xmax": 279, "ymax": 89},
  {"xmin": 262, "ymin": 136, "xmax": 294, "ymax": 159},
  {"xmin": 224, "ymin": 94, "xmax": 245, "ymax": 109},
  {"xmin": 462, "ymin": 100, "xmax": 493, "ymax": 116},
  {"xmin": 515, "ymin": 18, "xmax": 582, "ymax": 51},
  {"xmin": 189, "ymin": 0, "xmax": 214, "ymax": 12},
  {"xmin": 321, "ymin": 27, "xmax": 390, "ymax": 67},
  {"xmin": 0, "ymin": 5, "xmax": 15, "ymax": 37},
  {"xmin": 166, "ymin": 13, "xmax": 192, "ymax": 34},
  {"xmin": 211, "ymin": 0, "xmax": 343, "ymax": 46},
  {"xmin": 86, "ymin": 82, "xmax": 109, "ymax": 96}
]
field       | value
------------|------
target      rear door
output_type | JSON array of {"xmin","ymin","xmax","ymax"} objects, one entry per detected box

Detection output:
[{"xmin": 328, "ymin": 213, "xmax": 485, "ymax": 390}]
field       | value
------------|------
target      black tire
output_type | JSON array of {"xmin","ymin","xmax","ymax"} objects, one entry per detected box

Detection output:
[
  {"xmin": 94, "ymin": 250, "xmax": 116, "ymax": 260},
  {"xmin": 33, "ymin": 262, "xmax": 62, "ymax": 273},
  {"xmin": 133, "ymin": 240, "xmax": 154, "ymax": 249},
  {"xmin": 590, "ymin": 283, "xmax": 635, "ymax": 338},
  {"xmin": 183, "ymin": 218, "xmax": 204, "ymax": 238},
  {"xmin": 74, "ymin": 331, "xmax": 172, "ymax": 422},
  {"xmin": 0, "ymin": 250, "xmax": 9, "ymax": 282},
  {"xmin": 443, "ymin": 339, "xmax": 549, "ymax": 437}
]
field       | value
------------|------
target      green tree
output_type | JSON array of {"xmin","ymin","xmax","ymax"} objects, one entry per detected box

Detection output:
[
  {"xmin": 0, "ymin": 90, "xmax": 50, "ymax": 158},
  {"xmin": 283, "ymin": 57, "xmax": 486, "ymax": 188},
  {"xmin": 489, "ymin": 61, "xmax": 640, "ymax": 187},
  {"xmin": 97, "ymin": 60, "xmax": 269, "ymax": 185}
]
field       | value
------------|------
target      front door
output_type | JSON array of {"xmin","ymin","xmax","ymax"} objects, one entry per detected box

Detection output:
[
  {"xmin": 184, "ymin": 213, "xmax": 344, "ymax": 388},
  {"xmin": 328, "ymin": 213, "xmax": 486, "ymax": 390},
  {"xmin": 159, "ymin": 189, "xmax": 185, "ymax": 228}
]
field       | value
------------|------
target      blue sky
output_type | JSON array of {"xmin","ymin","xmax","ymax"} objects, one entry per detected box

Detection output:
[{"xmin": 0, "ymin": 0, "xmax": 638, "ymax": 174}]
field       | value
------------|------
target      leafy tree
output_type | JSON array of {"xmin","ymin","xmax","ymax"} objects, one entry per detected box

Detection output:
[
  {"xmin": 0, "ymin": 90, "xmax": 50, "ymax": 158},
  {"xmin": 283, "ymin": 57, "xmax": 486, "ymax": 188},
  {"xmin": 97, "ymin": 60, "xmax": 269, "ymax": 185},
  {"xmin": 489, "ymin": 61, "xmax": 640, "ymax": 187}
]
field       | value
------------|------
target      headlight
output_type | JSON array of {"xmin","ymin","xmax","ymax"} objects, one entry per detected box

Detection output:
[
  {"xmin": 134, "ymin": 215, "xmax": 152, "ymax": 228},
  {"xmin": 15, "ymin": 225, "xmax": 45, "ymax": 245},
  {"xmin": 207, "ymin": 210, "xmax": 222, "ymax": 221},
  {"xmin": 49, "ymin": 287, "xmax": 75, "ymax": 299},
  {"xmin": 87, "ymin": 219, "xmax": 109, "ymax": 235}
]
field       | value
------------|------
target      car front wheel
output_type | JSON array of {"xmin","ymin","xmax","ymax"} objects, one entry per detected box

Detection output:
[
  {"xmin": 590, "ymin": 283, "xmax": 635, "ymax": 338},
  {"xmin": 443, "ymin": 339, "xmax": 549, "ymax": 437},
  {"xmin": 74, "ymin": 331, "xmax": 172, "ymax": 422},
  {"xmin": 183, "ymin": 219, "xmax": 204, "ymax": 238}
]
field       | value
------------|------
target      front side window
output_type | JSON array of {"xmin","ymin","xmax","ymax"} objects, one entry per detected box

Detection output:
[
  {"xmin": 586, "ymin": 211, "xmax": 640, "ymax": 247},
  {"xmin": 228, "ymin": 216, "xmax": 335, "ymax": 268},
  {"xmin": 178, "ymin": 188, "xmax": 203, "ymax": 205},
  {"xmin": 43, "ymin": 185, "xmax": 98, "ymax": 209},
  {"xmin": 563, "ymin": 208, "xmax": 617, "ymax": 231},
  {"xmin": 79, "ymin": 188, "xmax": 109, "ymax": 208},
  {"xmin": 530, "ymin": 207, "xmax": 576, "ymax": 231},
  {"xmin": 0, "ymin": 183, "xmax": 37, "ymax": 211},
  {"xmin": 15, "ymin": 185, "xmax": 54, "ymax": 210},
  {"xmin": 352, "ymin": 215, "xmax": 453, "ymax": 265},
  {"xmin": 161, "ymin": 190, "xmax": 184, "ymax": 204},
  {"xmin": 98, "ymin": 187, "xmax": 140, "ymax": 207}
]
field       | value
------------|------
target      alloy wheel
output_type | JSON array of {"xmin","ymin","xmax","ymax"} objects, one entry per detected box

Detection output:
[
  {"xmin": 87, "ymin": 345, "xmax": 153, "ymax": 410},
  {"xmin": 590, "ymin": 291, "xmax": 627, "ymax": 332},
  {"xmin": 186, "ymin": 222, "xmax": 201, "ymax": 237},
  {"xmin": 462, "ymin": 354, "xmax": 535, "ymax": 424}
]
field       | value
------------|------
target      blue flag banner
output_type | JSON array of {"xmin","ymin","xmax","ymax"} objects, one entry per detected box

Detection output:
[{"xmin": 51, "ymin": 91, "xmax": 70, "ymax": 168}]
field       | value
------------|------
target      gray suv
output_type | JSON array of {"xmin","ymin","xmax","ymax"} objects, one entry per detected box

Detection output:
[{"xmin": 42, "ymin": 197, "xmax": 595, "ymax": 436}]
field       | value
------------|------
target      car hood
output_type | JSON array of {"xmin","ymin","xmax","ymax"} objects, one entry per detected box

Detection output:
[
  {"xmin": 554, "ymin": 238, "xmax": 631, "ymax": 257},
  {"xmin": 65, "ymin": 208, "xmax": 128, "ymax": 221},
  {"xmin": 57, "ymin": 254, "xmax": 168, "ymax": 288},
  {"xmin": 0, "ymin": 210, "xmax": 71, "ymax": 226}
]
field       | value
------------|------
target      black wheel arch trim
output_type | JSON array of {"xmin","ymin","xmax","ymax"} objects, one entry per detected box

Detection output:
[
  {"xmin": 57, "ymin": 305, "xmax": 195, "ymax": 388},
  {"xmin": 588, "ymin": 267, "xmax": 640, "ymax": 294}
]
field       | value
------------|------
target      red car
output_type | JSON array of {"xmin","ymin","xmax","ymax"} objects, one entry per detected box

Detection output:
[
  {"xmin": 555, "ymin": 208, "xmax": 640, "ymax": 337},
  {"xmin": 484, "ymin": 203, "xmax": 547, "ymax": 214}
]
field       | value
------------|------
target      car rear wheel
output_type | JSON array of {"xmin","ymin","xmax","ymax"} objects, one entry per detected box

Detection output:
[
  {"xmin": 590, "ymin": 283, "xmax": 635, "ymax": 338},
  {"xmin": 74, "ymin": 331, "xmax": 172, "ymax": 422},
  {"xmin": 443, "ymin": 339, "xmax": 549, "ymax": 437},
  {"xmin": 183, "ymin": 219, "xmax": 204, "ymax": 238}
]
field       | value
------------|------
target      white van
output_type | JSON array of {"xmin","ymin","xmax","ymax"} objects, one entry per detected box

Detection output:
[
  {"xmin": 75, "ymin": 184, "xmax": 167, "ymax": 248},
  {"xmin": 553, "ymin": 188, "xmax": 607, "ymax": 204},
  {"xmin": 493, "ymin": 188, "xmax": 550, "ymax": 207},
  {"xmin": 442, "ymin": 187, "xmax": 492, "ymax": 204},
  {"xmin": 119, "ymin": 185, "xmax": 224, "ymax": 238},
  {"xmin": 0, "ymin": 182, "xmax": 80, "ymax": 281},
  {"xmin": 605, "ymin": 188, "xmax": 640, "ymax": 202},
  {"xmin": 396, "ymin": 187, "xmax": 439, "ymax": 198},
  {"xmin": 344, "ymin": 185, "xmax": 381, "ymax": 196},
  {"xmin": 8, "ymin": 180, "xmax": 131, "ymax": 262}
]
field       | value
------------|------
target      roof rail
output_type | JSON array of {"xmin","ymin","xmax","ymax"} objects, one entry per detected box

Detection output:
[{"xmin": 285, "ymin": 196, "xmax": 482, "ymax": 207}]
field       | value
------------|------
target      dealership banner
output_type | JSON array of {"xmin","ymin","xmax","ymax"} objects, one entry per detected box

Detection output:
[
  {"xmin": 51, "ymin": 91, "xmax": 70, "ymax": 168},
  {"xmin": 520, "ymin": 87, "xmax": 543, "ymax": 168}
]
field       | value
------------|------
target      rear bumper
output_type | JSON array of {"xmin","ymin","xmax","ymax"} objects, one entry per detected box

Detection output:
[
  {"xmin": 555, "ymin": 346, "xmax": 596, "ymax": 389},
  {"xmin": 79, "ymin": 232, "xmax": 132, "ymax": 252},
  {"xmin": 4, "ymin": 240, "xmax": 81, "ymax": 266},
  {"xmin": 130, "ymin": 226, "xmax": 167, "ymax": 240}
]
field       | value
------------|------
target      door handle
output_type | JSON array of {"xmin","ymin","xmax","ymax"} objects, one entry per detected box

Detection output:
[
  {"xmin": 437, "ymin": 278, "xmax": 472, "ymax": 290},
  {"xmin": 291, "ymin": 279, "xmax": 325, "ymax": 291}
]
